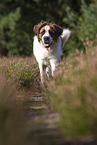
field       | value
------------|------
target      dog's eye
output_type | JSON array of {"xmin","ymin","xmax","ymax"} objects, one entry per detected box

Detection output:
[
  {"xmin": 49, "ymin": 30, "xmax": 53, "ymax": 37},
  {"xmin": 41, "ymin": 30, "xmax": 45, "ymax": 36}
]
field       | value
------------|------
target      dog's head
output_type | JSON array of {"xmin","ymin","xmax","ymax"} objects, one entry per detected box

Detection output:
[{"xmin": 33, "ymin": 20, "xmax": 63, "ymax": 48}]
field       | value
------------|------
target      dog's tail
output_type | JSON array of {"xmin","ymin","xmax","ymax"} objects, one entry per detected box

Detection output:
[{"xmin": 61, "ymin": 29, "xmax": 71, "ymax": 48}]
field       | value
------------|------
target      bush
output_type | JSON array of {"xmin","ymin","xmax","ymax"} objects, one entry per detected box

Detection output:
[
  {"xmin": 78, "ymin": 0, "xmax": 97, "ymax": 42},
  {"xmin": 0, "ymin": 7, "xmax": 32, "ymax": 56},
  {"xmin": 62, "ymin": 0, "xmax": 97, "ymax": 55},
  {"xmin": 0, "ymin": 8, "xmax": 20, "ymax": 55}
]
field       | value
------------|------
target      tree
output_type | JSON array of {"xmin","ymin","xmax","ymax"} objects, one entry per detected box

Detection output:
[{"xmin": 0, "ymin": 0, "xmax": 94, "ymax": 56}]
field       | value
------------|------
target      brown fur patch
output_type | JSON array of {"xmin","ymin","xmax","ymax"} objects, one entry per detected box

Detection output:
[
  {"xmin": 39, "ymin": 27, "xmax": 45, "ymax": 34},
  {"xmin": 33, "ymin": 20, "xmax": 63, "ymax": 42},
  {"xmin": 49, "ymin": 24, "xmax": 63, "ymax": 42},
  {"xmin": 33, "ymin": 20, "xmax": 48, "ymax": 41}
]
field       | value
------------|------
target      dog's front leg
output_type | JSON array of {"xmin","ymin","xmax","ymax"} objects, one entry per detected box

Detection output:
[
  {"xmin": 46, "ymin": 65, "xmax": 50, "ymax": 78},
  {"xmin": 39, "ymin": 62, "xmax": 44, "ymax": 82},
  {"xmin": 50, "ymin": 59, "xmax": 56, "ymax": 77}
]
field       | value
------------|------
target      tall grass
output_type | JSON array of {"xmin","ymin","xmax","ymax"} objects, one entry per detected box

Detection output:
[
  {"xmin": 0, "ymin": 58, "xmax": 48, "ymax": 145},
  {"xmin": 46, "ymin": 38, "xmax": 97, "ymax": 137},
  {"xmin": 0, "ymin": 73, "xmax": 27, "ymax": 145},
  {"xmin": 0, "ymin": 72, "xmax": 47, "ymax": 145},
  {"xmin": 0, "ymin": 37, "xmax": 97, "ymax": 139},
  {"xmin": 0, "ymin": 56, "xmax": 41, "ymax": 93}
]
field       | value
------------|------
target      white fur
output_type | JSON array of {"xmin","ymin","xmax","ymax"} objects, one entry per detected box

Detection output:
[
  {"xmin": 33, "ymin": 28, "xmax": 71, "ymax": 82},
  {"xmin": 61, "ymin": 29, "xmax": 71, "ymax": 47}
]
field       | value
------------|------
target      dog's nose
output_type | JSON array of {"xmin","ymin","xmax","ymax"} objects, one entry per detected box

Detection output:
[{"xmin": 44, "ymin": 36, "xmax": 50, "ymax": 42}]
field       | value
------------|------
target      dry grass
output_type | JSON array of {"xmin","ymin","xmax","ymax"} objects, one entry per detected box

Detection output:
[
  {"xmin": 0, "ymin": 56, "xmax": 44, "ymax": 145},
  {"xmin": 0, "ymin": 38, "xmax": 97, "ymax": 139},
  {"xmin": 46, "ymin": 40, "xmax": 97, "ymax": 136},
  {"xmin": 0, "ymin": 72, "xmax": 28, "ymax": 145},
  {"xmin": 0, "ymin": 56, "xmax": 42, "ymax": 93}
]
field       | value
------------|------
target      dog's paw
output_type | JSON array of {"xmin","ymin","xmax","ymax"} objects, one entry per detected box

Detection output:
[{"xmin": 39, "ymin": 82, "xmax": 45, "ymax": 88}]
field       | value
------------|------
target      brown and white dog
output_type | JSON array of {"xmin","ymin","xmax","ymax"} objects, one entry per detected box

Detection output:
[{"xmin": 33, "ymin": 20, "xmax": 71, "ymax": 82}]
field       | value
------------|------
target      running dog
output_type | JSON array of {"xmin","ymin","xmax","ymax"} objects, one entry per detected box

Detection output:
[{"xmin": 33, "ymin": 20, "xmax": 71, "ymax": 82}]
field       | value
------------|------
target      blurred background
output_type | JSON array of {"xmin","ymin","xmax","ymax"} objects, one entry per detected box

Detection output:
[
  {"xmin": 0, "ymin": 1, "xmax": 97, "ymax": 145},
  {"xmin": 0, "ymin": 0, "xmax": 97, "ymax": 56}
]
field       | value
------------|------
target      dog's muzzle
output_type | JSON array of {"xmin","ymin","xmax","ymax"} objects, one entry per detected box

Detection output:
[{"xmin": 43, "ymin": 36, "xmax": 53, "ymax": 48}]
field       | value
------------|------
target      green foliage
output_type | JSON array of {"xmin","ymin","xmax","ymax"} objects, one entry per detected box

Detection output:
[
  {"xmin": 62, "ymin": 0, "xmax": 97, "ymax": 54},
  {"xmin": 0, "ymin": 0, "xmax": 97, "ymax": 56},
  {"xmin": 0, "ymin": 8, "xmax": 21, "ymax": 55},
  {"xmin": 0, "ymin": 7, "xmax": 32, "ymax": 56},
  {"xmin": 79, "ymin": 0, "xmax": 97, "ymax": 41}
]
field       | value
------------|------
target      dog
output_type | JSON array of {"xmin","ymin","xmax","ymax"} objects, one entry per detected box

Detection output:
[{"xmin": 33, "ymin": 20, "xmax": 71, "ymax": 82}]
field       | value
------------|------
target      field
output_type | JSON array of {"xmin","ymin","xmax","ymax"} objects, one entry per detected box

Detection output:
[
  {"xmin": 0, "ymin": 38, "xmax": 97, "ymax": 144},
  {"xmin": 46, "ymin": 38, "xmax": 97, "ymax": 137}
]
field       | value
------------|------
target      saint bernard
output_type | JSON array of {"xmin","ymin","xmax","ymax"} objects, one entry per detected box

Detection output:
[{"xmin": 33, "ymin": 20, "xmax": 71, "ymax": 82}]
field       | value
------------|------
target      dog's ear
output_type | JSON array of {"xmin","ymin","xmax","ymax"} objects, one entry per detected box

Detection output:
[
  {"xmin": 33, "ymin": 25, "xmax": 38, "ymax": 35},
  {"xmin": 53, "ymin": 24, "xmax": 63, "ymax": 37},
  {"xmin": 50, "ymin": 24, "xmax": 63, "ymax": 42},
  {"xmin": 33, "ymin": 20, "xmax": 48, "ymax": 35},
  {"xmin": 33, "ymin": 23, "xmax": 40, "ymax": 35},
  {"xmin": 33, "ymin": 20, "xmax": 48, "ymax": 41}
]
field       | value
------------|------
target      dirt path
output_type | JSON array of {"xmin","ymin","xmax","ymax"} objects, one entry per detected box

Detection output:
[{"xmin": 25, "ymin": 95, "xmax": 97, "ymax": 145}]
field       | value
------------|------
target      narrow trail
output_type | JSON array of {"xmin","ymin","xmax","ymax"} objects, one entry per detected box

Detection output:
[{"xmin": 25, "ymin": 95, "xmax": 97, "ymax": 145}]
